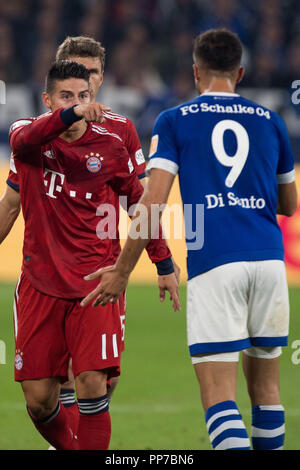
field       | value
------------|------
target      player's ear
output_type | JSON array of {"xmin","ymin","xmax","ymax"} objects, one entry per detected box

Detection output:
[
  {"xmin": 236, "ymin": 66, "xmax": 245, "ymax": 85},
  {"xmin": 193, "ymin": 63, "xmax": 202, "ymax": 91},
  {"xmin": 42, "ymin": 92, "xmax": 52, "ymax": 110},
  {"xmin": 193, "ymin": 63, "xmax": 200, "ymax": 82}
]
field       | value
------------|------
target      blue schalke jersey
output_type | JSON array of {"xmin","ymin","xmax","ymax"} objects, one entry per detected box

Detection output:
[{"xmin": 147, "ymin": 92, "xmax": 295, "ymax": 280}]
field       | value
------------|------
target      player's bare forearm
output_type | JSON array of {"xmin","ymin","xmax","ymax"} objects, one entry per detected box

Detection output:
[
  {"xmin": 277, "ymin": 181, "xmax": 298, "ymax": 217},
  {"xmin": 81, "ymin": 169, "xmax": 181, "ymax": 311},
  {"xmin": 0, "ymin": 187, "xmax": 21, "ymax": 243},
  {"xmin": 119, "ymin": 197, "xmax": 154, "ymax": 275}
]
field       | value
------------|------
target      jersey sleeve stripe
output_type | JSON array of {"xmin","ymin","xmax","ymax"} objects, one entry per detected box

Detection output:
[
  {"xmin": 6, "ymin": 179, "xmax": 20, "ymax": 192},
  {"xmin": 277, "ymin": 169, "xmax": 296, "ymax": 184},
  {"xmin": 146, "ymin": 157, "xmax": 179, "ymax": 175},
  {"xmin": 10, "ymin": 157, "xmax": 17, "ymax": 174},
  {"xmin": 138, "ymin": 172, "xmax": 146, "ymax": 180}
]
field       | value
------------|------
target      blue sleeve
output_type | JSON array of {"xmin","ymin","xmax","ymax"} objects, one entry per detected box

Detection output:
[
  {"xmin": 274, "ymin": 113, "xmax": 295, "ymax": 182},
  {"xmin": 147, "ymin": 110, "xmax": 179, "ymax": 175}
]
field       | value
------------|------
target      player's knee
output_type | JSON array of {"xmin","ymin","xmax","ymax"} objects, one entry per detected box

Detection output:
[
  {"xmin": 24, "ymin": 391, "xmax": 57, "ymax": 420},
  {"xmin": 21, "ymin": 379, "xmax": 60, "ymax": 420},
  {"xmin": 247, "ymin": 380, "xmax": 280, "ymax": 404},
  {"xmin": 76, "ymin": 370, "xmax": 107, "ymax": 397}
]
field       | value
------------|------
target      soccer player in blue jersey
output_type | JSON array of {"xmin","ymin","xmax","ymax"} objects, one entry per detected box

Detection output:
[{"xmin": 82, "ymin": 28, "xmax": 298, "ymax": 450}]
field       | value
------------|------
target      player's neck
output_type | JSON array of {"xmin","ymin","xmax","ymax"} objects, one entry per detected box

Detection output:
[
  {"xmin": 200, "ymin": 77, "xmax": 236, "ymax": 95},
  {"xmin": 60, "ymin": 120, "xmax": 88, "ymax": 143}
]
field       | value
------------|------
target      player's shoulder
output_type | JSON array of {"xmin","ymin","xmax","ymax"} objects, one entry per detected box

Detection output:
[
  {"xmin": 154, "ymin": 100, "xmax": 188, "ymax": 128},
  {"xmin": 9, "ymin": 111, "xmax": 51, "ymax": 133},
  {"xmin": 9, "ymin": 117, "xmax": 33, "ymax": 133},
  {"xmin": 101, "ymin": 110, "xmax": 129, "ymax": 128},
  {"xmin": 238, "ymin": 95, "xmax": 280, "ymax": 121},
  {"xmin": 99, "ymin": 110, "xmax": 139, "ymax": 140},
  {"xmin": 240, "ymin": 95, "xmax": 289, "ymax": 135},
  {"xmin": 90, "ymin": 122, "xmax": 124, "ymax": 144},
  {"xmin": 157, "ymin": 94, "xmax": 204, "ymax": 123}
]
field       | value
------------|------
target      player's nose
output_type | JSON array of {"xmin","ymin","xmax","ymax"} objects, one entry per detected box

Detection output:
[{"xmin": 72, "ymin": 96, "xmax": 81, "ymax": 106}]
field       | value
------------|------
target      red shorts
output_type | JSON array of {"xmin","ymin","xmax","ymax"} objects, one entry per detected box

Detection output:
[{"xmin": 13, "ymin": 272, "xmax": 126, "ymax": 383}]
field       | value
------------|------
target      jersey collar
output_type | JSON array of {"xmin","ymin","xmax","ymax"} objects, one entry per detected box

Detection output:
[{"xmin": 200, "ymin": 92, "xmax": 240, "ymax": 97}]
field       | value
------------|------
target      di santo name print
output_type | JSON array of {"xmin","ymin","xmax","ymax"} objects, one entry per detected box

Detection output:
[{"xmin": 205, "ymin": 192, "xmax": 266, "ymax": 210}]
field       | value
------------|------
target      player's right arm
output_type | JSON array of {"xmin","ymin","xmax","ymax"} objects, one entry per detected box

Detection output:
[
  {"xmin": 9, "ymin": 107, "xmax": 85, "ymax": 156},
  {"xmin": 274, "ymin": 113, "xmax": 298, "ymax": 217},
  {"xmin": 0, "ymin": 184, "xmax": 21, "ymax": 244},
  {"xmin": 10, "ymin": 104, "xmax": 108, "ymax": 157},
  {"xmin": 277, "ymin": 182, "xmax": 297, "ymax": 216}
]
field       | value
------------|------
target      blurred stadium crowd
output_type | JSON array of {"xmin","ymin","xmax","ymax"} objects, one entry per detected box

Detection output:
[{"xmin": 0, "ymin": 0, "xmax": 300, "ymax": 157}]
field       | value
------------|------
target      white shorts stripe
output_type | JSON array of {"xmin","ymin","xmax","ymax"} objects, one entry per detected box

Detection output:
[
  {"xmin": 101, "ymin": 334, "xmax": 107, "ymax": 360},
  {"xmin": 13, "ymin": 272, "xmax": 22, "ymax": 339},
  {"xmin": 112, "ymin": 333, "xmax": 118, "ymax": 358}
]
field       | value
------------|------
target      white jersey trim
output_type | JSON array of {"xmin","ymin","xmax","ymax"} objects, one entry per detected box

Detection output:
[
  {"xmin": 200, "ymin": 92, "xmax": 240, "ymax": 97},
  {"xmin": 10, "ymin": 155, "xmax": 17, "ymax": 174},
  {"xmin": 277, "ymin": 169, "xmax": 295, "ymax": 184},
  {"xmin": 146, "ymin": 157, "xmax": 179, "ymax": 176},
  {"xmin": 91, "ymin": 124, "xmax": 123, "ymax": 142},
  {"xmin": 102, "ymin": 110, "xmax": 127, "ymax": 123}
]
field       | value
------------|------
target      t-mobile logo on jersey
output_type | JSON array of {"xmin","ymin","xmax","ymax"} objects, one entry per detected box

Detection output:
[
  {"xmin": 43, "ymin": 168, "xmax": 92, "ymax": 200},
  {"xmin": 44, "ymin": 169, "xmax": 65, "ymax": 199}
]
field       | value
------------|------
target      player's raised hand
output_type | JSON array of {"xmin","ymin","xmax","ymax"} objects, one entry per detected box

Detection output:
[
  {"xmin": 73, "ymin": 102, "xmax": 110, "ymax": 123},
  {"xmin": 81, "ymin": 265, "xmax": 129, "ymax": 308},
  {"xmin": 158, "ymin": 272, "xmax": 181, "ymax": 312}
]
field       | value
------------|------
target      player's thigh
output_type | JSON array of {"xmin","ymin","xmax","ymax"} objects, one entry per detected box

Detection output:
[
  {"xmin": 187, "ymin": 262, "xmax": 251, "ymax": 356},
  {"xmin": 14, "ymin": 273, "xmax": 70, "ymax": 383},
  {"xmin": 248, "ymin": 260, "xmax": 289, "ymax": 344},
  {"xmin": 66, "ymin": 298, "xmax": 123, "ymax": 382}
]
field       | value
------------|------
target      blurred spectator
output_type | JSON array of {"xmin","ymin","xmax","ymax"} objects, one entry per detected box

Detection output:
[
  {"xmin": 0, "ymin": 21, "xmax": 22, "ymax": 83},
  {"xmin": 0, "ymin": 0, "xmax": 300, "ymax": 158},
  {"xmin": 197, "ymin": 0, "xmax": 255, "ymax": 47},
  {"xmin": 136, "ymin": 68, "xmax": 195, "ymax": 152},
  {"xmin": 78, "ymin": 0, "xmax": 106, "ymax": 40},
  {"xmin": 286, "ymin": 36, "xmax": 300, "ymax": 85}
]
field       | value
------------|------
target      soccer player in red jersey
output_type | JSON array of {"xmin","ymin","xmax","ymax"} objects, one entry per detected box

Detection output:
[
  {"xmin": 8, "ymin": 60, "xmax": 178, "ymax": 450},
  {"xmin": 1, "ymin": 36, "xmax": 180, "ymax": 445}
]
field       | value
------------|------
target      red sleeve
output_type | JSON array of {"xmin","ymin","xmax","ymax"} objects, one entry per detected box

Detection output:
[
  {"xmin": 6, "ymin": 168, "xmax": 19, "ymax": 192},
  {"xmin": 9, "ymin": 107, "xmax": 78, "ymax": 157},
  {"xmin": 110, "ymin": 150, "xmax": 171, "ymax": 264},
  {"xmin": 125, "ymin": 119, "xmax": 146, "ymax": 179}
]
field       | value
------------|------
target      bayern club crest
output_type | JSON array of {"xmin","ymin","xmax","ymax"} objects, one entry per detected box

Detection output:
[
  {"xmin": 86, "ymin": 153, "xmax": 103, "ymax": 173},
  {"xmin": 15, "ymin": 351, "xmax": 23, "ymax": 370}
]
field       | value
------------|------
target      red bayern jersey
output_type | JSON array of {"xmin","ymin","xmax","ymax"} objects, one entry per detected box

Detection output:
[
  {"xmin": 9, "ymin": 108, "xmax": 171, "ymax": 299},
  {"xmin": 7, "ymin": 110, "xmax": 146, "ymax": 260},
  {"xmin": 96, "ymin": 111, "xmax": 146, "ymax": 259}
]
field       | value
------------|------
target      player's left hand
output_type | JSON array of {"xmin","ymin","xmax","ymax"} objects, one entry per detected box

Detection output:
[
  {"xmin": 158, "ymin": 272, "xmax": 181, "ymax": 312},
  {"xmin": 80, "ymin": 265, "xmax": 129, "ymax": 308}
]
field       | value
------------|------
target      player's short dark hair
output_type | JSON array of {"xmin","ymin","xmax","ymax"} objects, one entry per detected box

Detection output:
[
  {"xmin": 45, "ymin": 60, "xmax": 90, "ymax": 94},
  {"xmin": 193, "ymin": 28, "xmax": 242, "ymax": 73},
  {"xmin": 56, "ymin": 36, "xmax": 106, "ymax": 72}
]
